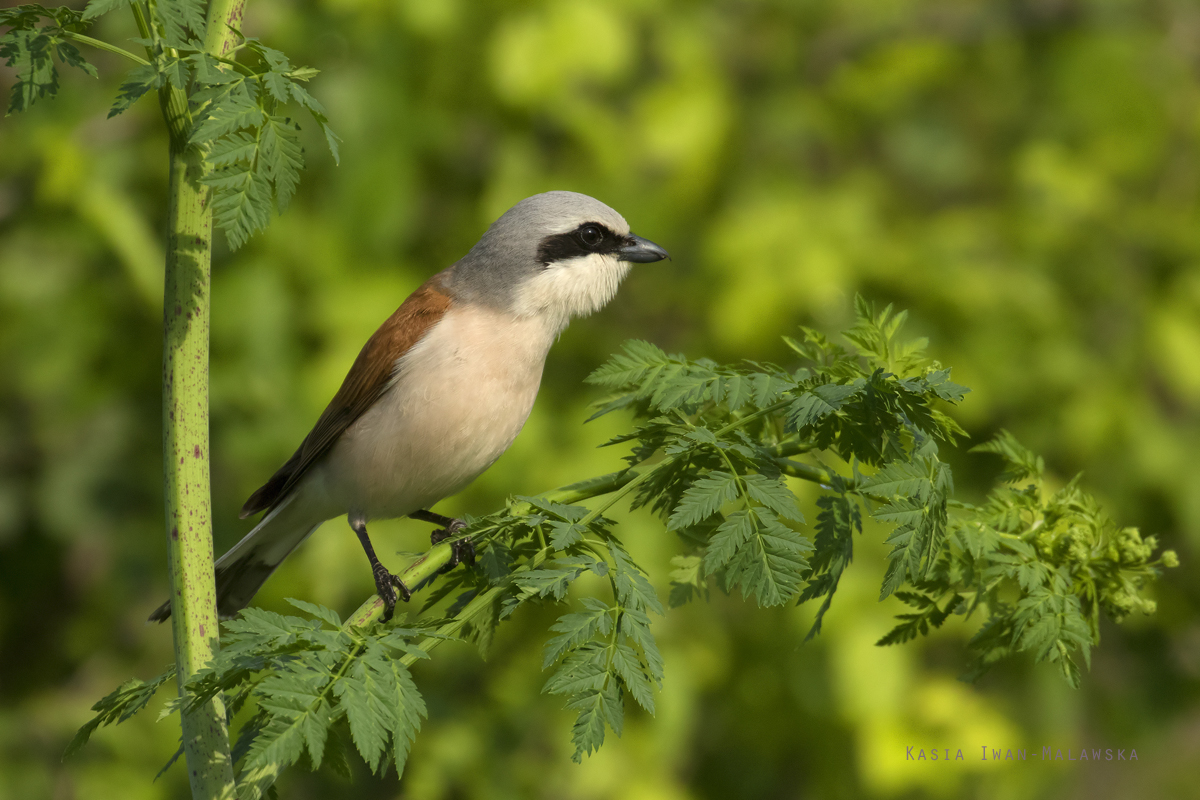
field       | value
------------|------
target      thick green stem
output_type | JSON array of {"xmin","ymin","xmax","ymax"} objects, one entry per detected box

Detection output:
[
  {"xmin": 204, "ymin": 0, "xmax": 245, "ymax": 56},
  {"xmin": 162, "ymin": 143, "xmax": 234, "ymax": 798},
  {"xmin": 157, "ymin": 2, "xmax": 247, "ymax": 798}
]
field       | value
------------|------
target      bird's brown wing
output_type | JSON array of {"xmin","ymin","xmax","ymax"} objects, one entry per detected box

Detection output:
[{"xmin": 240, "ymin": 276, "xmax": 454, "ymax": 518}]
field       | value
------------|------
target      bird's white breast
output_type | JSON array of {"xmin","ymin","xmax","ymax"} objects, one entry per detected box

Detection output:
[{"xmin": 315, "ymin": 305, "xmax": 558, "ymax": 520}]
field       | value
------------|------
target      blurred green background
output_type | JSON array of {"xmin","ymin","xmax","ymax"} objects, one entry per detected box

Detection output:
[{"xmin": 2, "ymin": 0, "xmax": 1199, "ymax": 797}]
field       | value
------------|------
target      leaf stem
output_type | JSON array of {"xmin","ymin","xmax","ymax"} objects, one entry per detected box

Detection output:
[
  {"xmin": 58, "ymin": 31, "xmax": 150, "ymax": 66},
  {"xmin": 715, "ymin": 397, "xmax": 794, "ymax": 437},
  {"xmin": 130, "ymin": 2, "xmax": 155, "ymax": 57}
]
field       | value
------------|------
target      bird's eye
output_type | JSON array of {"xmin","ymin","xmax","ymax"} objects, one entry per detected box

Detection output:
[{"xmin": 578, "ymin": 225, "xmax": 604, "ymax": 248}]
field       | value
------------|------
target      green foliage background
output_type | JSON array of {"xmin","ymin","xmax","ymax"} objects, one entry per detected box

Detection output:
[{"xmin": 2, "ymin": 0, "xmax": 1198, "ymax": 797}]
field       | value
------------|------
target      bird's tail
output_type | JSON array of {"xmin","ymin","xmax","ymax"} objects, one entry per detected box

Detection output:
[{"xmin": 148, "ymin": 493, "xmax": 325, "ymax": 623}]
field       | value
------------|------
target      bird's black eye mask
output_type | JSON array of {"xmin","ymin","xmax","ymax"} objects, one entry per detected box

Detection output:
[{"xmin": 536, "ymin": 222, "xmax": 622, "ymax": 266}]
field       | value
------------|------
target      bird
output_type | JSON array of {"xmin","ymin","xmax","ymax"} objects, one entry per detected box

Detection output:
[{"xmin": 149, "ymin": 191, "xmax": 668, "ymax": 623}]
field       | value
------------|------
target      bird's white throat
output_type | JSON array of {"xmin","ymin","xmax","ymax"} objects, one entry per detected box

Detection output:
[{"xmin": 512, "ymin": 252, "xmax": 632, "ymax": 332}]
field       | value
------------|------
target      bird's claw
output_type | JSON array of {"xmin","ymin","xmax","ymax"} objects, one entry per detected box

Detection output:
[
  {"xmin": 372, "ymin": 562, "xmax": 411, "ymax": 621},
  {"xmin": 431, "ymin": 519, "xmax": 474, "ymax": 574}
]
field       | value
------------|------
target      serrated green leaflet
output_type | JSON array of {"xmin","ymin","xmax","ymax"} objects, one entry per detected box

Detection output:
[
  {"xmin": 259, "ymin": 115, "xmax": 303, "ymax": 211},
  {"xmin": 668, "ymin": 470, "xmax": 738, "ymax": 530},
  {"xmin": 191, "ymin": 81, "xmax": 264, "ymax": 144},
  {"xmin": 155, "ymin": 0, "xmax": 206, "ymax": 48},
  {"xmin": 63, "ymin": 667, "xmax": 176, "ymax": 758},
  {"xmin": 2, "ymin": 29, "xmax": 57, "ymax": 114},
  {"xmin": 107, "ymin": 62, "xmax": 161, "ymax": 117},
  {"xmin": 544, "ymin": 648, "xmax": 609, "ymax": 696},
  {"xmin": 611, "ymin": 643, "xmax": 655, "ymax": 713},
  {"xmin": 80, "ymin": 0, "xmax": 132, "ymax": 20},
  {"xmin": 543, "ymin": 598, "xmax": 612, "ymax": 669}
]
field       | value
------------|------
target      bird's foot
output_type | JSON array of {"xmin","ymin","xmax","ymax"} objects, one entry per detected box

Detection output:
[
  {"xmin": 431, "ymin": 518, "xmax": 475, "ymax": 575},
  {"xmin": 372, "ymin": 561, "xmax": 412, "ymax": 621}
]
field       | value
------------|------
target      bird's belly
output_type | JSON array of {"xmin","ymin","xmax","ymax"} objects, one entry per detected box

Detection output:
[{"xmin": 317, "ymin": 307, "xmax": 554, "ymax": 520}]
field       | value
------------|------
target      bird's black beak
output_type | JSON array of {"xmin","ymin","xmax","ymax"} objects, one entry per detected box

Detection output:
[{"xmin": 618, "ymin": 233, "xmax": 670, "ymax": 263}]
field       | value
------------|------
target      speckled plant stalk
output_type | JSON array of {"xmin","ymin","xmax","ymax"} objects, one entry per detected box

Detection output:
[{"xmin": 156, "ymin": 2, "xmax": 244, "ymax": 798}]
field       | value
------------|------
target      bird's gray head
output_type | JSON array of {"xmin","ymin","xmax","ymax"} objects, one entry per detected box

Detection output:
[{"xmin": 443, "ymin": 191, "xmax": 668, "ymax": 330}]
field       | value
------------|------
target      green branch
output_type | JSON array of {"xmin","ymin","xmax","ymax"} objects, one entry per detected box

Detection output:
[
  {"xmin": 775, "ymin": 458, "xmax": 845, "ymax": 488},
  {"xmin": 343, "ymin": 470, "xmax": 638, "ymax": 631}
]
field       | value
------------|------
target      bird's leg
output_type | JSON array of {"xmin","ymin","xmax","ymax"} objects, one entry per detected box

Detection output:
[
  {"xmin": 349, "ymin": 512, "xmax": 410, "ymax": 621},
  {"xmin": 409, "ymin": 509, "xmax": 475, "ymax": 574}
]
